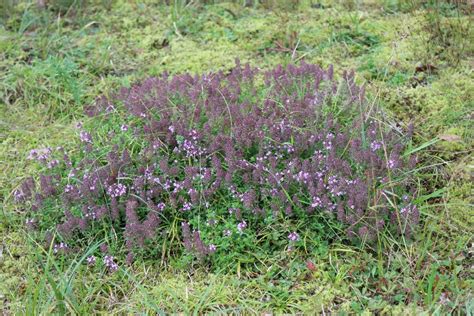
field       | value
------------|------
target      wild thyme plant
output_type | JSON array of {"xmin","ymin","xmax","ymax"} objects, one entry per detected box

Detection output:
[{"xmin": 16, "ymin": 61, "xmax": 419, "ymax": 269}]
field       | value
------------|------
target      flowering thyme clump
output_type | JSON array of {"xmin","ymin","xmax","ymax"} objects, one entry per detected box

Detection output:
[{"xmin": 16, "ymin": 60, "xmax": 420, "ymax": 264}]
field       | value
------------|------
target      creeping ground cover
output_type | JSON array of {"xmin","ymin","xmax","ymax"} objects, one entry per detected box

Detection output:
[
  {"xmin": 16, "ymin": 62, "xmax": 419, "ymax": 267},
  {"xmin": 1, "ymin": 0, "xmax": 473, "ymax": 314}
]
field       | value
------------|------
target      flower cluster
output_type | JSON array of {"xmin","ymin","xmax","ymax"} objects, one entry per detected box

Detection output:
[
  {"xmin": 26, "ymin": 147, "xmax": 65, "ymax": 170},
  {"xmin": 107, "ymin": 183, "xmax": 127, "ymax": 198},
  {"xmin": 28, "ymin": 147, "xmax": 52, "ymax": 162},
  {"xmin": 53, "ymin": 242, "xmax": 69, "ymax": 254},
  {"xmin": 288, "ymin": 232, "xmax": 299, "ymax": 242},
  {"xmin": 86, "ymin": 255, "xmax": 96, "ymax": 265},
  {"xmin": 103, "ymin": 255, "xmax": 119, "ymax": 272},
  {"xmin": 17, "ymin": 61, "xmax": 419, "ymax": 263},
  {"xmin": 237, "ymin": 221, "xmax": 247, "ymax": 232}
]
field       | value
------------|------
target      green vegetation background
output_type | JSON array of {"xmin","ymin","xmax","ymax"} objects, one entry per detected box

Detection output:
[{"xmin": 0, "ymin": 0, "xmax": 472, "ymax": 313}]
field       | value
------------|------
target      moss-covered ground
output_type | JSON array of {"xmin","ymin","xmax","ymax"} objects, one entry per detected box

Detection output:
[{"xmin": 0, "ymin": 0, "xmax": 472, "ymax": 313}]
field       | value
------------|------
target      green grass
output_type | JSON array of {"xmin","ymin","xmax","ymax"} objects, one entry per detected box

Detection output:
[{"xmin": 1, "ymin": 0, "xmax": 473, "ymax": 314}]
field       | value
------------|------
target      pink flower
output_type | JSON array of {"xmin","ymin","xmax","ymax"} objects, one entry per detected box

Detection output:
[
  {"xmin": 86, "ymin": 256, "xmax": 96, "ymax": 265},
  {"xmin": 79, "ymin": 131, "xmax": 93, "ymax": 143},
  {"xmin": 288, "ymin": 232, "xmax": 299, "ymax": 241},
  {"xmin": 107, "ymin": 183, "xmax": 127, "ymax": 197},
  {"xmin": 237, "ymin": 221, "xmax": 247, "ymax": 232},
  {"xmin": 208, "ymin": 244, "xmax": 217, "ymax": 252},
  {"xmin": 182, "ymin": 202, "xmax": 192, "ymax": 211},
  {"xmin": 103, "ymin": 255, "xmax": 118, "ymax": 272}
]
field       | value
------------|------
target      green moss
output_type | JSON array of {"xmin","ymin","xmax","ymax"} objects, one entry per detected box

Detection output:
[
  {"xmin": 381, "ymin": 68, "xmax": 473, "ymax": 155},
  {"xmin": 153, "ymin": 38, "xmax": 245, "ymax": 75},
  {"xmin": 445, "ymin": 159, "xmax": 474, "ymax": 233},
  {"xmin": 0, "ymin": 105, "xmax": 77, "ymax": 201},
  {"xmin": 0, "ymin": 231, "xmax": 29, "ymax": 311}
]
